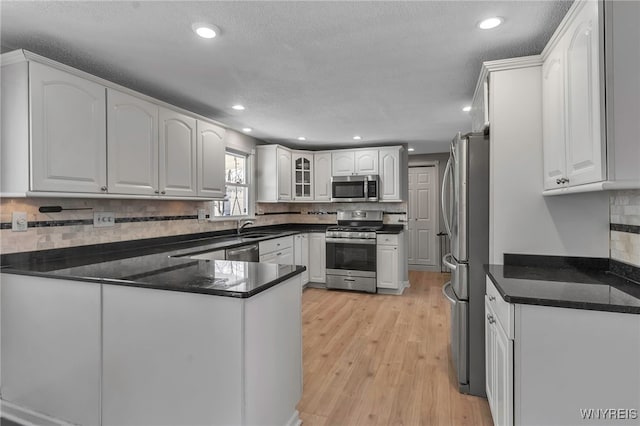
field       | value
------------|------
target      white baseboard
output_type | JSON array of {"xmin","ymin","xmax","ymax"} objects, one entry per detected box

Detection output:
[
  {"xmin": 285, "ymin": 410, "xmax": 302, "ymax": 426},
  {"xmin": 305, "ymin": 282, "xmax": 326, "ymax": 289},
  {"xmin": 377, "ymin": 286, "xmax": 405, "ymax": 296},
  {"xmin": 1, "ymin": 400, "xmax": 73, "ymax": 426}
]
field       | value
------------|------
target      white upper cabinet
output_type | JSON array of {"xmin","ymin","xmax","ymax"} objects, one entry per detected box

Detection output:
[
  {"xmin": 313, "ymin": 152, "xmax": 331, "ymax": 201},
  {"xmin": 107, "ymin": 89, "xmax": 159, "ymax": 195},
  {"xmin": 197, "ymin": 121, "xmax": 226, "ymax": 198},
  {"xmin": 331, "ymin": 149, "xmax": 379, "ymax": 176},
  {"xmin": 331, "ymin": 151, "xmax": 355, "ymax": 176},
  {"xmin": 159, "ymin": 108, "xmax": 198, "ymax": 197},
  {"xmin": 354, "ymin": 150, "xmax": 379, "ymax": 175},
  {"xmin": 541, "ymin": 0, "xmax": 640, "ymax": 194},
  {"xmin": 378, "ymin": 147, "xmax": 402, "ymax": 201},
  {"xmin": 256, "ymin": 145, "xmax": 292, "ymax": 202},
  {"xmin": 30, "ymin": 62, "xmax": 107, "ymax": 193},
  {"xmin": 292, "ymin": 152, "xmax": 313, "ymax": 201}
]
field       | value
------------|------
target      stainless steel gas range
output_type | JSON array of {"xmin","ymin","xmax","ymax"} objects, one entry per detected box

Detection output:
[{"xmin": 325, "ymin": 210, "xmax": 383, "ymax": 293}]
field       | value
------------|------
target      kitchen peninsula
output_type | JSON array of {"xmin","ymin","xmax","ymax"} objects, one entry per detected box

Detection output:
[{"xmin": 1, "ymin": 236, "xmax": 305, "ymax": 426}]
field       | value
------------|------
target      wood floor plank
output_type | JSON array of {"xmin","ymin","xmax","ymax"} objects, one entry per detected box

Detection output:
[{"xmin": 298, "ymin": 271, "xmax": 492, "ymax": 425}]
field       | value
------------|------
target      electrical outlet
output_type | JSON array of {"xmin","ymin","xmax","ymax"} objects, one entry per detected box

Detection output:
[
  {"xmin": 198, "ymin": 209, "xmax": 207, "ymax": 222},
  {"xmin": 12, "ymin": 212, "xmax": 28, "ymax": 232},
  {"xmin": 94, "ymin": 212, "xmax": 115, "ymax": 228}
]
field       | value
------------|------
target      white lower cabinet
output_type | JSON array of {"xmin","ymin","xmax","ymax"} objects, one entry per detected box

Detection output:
[
  {"xmin": 485, "ymin": 296, "xmax": 513, "ymax": 426},
  {"xmin": 293, "ymin": 233, "xmax": 310, "ymax": 285},
  {"xmin": 376, "ymin": 232, "xmax": 406, "ymax": 292},
  {"xmin": 308, "ymin": 233, "xmax": 326, "ymax": 283},
  {"xmin": 485, "ymin": 277, "xmax": 640, "ymax": 426}
]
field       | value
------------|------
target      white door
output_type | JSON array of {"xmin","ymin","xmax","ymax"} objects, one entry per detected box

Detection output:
[
  {"xmin": 197, "ymin": 120, "xmax": 226, "ymax": 198},
  {"xmin": 107, "ymin": 89, "xmax": 159, "ymax": 195},
  {"xmin": 277, "ymin": 147, "xmax": 292, "ymax": 200},
  {"xmin": 564, "ymin": 0, "xmax": 605, "ymax": 187},
  {"xmin": 331, "ymin": 151, "xmax": 355, "ymax": 176},
  {"xmin": 354, "ymin": 150, "xmax": 379, "ymax": 175},
  {"xmin": 542, "ymin": 43, "xmax": 567, "ymax": 190},
  {"xmin": 30, "ymin": 62, "xmax": 107, "ymax": 193},
  {"xmin": 313, "ymin": 153, "xmax": 332, "ymax": 201},
  {"xmin": 378, "ymin": 147, "xmax": 400, "ymax": 201},
  {"xmin": 159, "ymin": 108, "xmax": 197, "ymax": 196},
  {"xmin": 408, "ymin": 166, "xmax": 437, "ymax": 267}
]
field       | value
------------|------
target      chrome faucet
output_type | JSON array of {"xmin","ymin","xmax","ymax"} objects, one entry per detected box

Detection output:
[{"xmin": 237, "ymin": 218, "xmax": 255, "ymax": 235}]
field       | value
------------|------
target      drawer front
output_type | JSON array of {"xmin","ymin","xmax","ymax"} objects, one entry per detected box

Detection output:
[
  {"xmin": 259, "ymin": 236, "xmax": 294, "ymax": 255},
  {"xmin": 376, "ymin": 234, "xmax": 399, "ymax": 246},
  {"xmin": 486, "ymin": 276, "xmax": 514, "ymax": 339}
]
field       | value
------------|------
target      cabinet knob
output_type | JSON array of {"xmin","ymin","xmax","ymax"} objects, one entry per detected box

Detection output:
[
  {"xmin": 487, "ymin": 314, "xmax": 495, "ymax": 324},
  {"xmin": 488, "ymin": 295, "xmax": 496, "ymax": 301},
  {"xmin": 100, "ymin": 186, "xmax": 107, "ymax": 192},
  {"xmin": 154, "ymin": 190, "xmax": 159, "ymax": 194},
  {"xmin": 556, "ymin": 178, "xmax": 563, "ymax": 185},
  {"xmin": 161, "ymin": 191, "xmax": 166, "ymax": 195},
  {"xmin": 564, "ymin": 178, "xmax": 570, "ymax": 184}
]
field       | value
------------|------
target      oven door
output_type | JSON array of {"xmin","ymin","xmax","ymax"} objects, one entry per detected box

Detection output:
[{"xmin": 325, "ymin": 237, "xmax": 376, "ymax": 277}]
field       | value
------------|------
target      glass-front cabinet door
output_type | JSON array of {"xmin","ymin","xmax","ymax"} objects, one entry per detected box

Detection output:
[{"xmin": 292, "ymin": 152, "xmax": 313, "ymax": 201}]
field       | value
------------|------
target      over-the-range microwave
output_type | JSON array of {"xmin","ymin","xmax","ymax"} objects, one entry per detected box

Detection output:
[{"xmin": 331, "ymin": 175, "xmax": 379, "ymax": 202}]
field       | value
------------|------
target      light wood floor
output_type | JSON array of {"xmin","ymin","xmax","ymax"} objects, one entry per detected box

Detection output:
[{"xmin": 298, "ymin": 271, "xmax": 492, "ymax": 426}]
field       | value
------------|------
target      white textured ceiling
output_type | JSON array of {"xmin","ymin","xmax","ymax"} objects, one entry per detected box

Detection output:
[{"xmin": 0, "ymin": 1, "xmax": 572, "ymax": 154}]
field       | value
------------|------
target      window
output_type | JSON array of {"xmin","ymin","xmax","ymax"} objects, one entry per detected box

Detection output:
[{"xmin": 212, "ymin": 151, "xmax": 250, "ymax": 218}]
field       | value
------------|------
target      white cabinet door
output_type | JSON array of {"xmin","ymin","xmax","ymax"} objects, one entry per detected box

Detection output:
[
  {"xmin": 379, "ymin": 147, "xmax": 400, "ymax": 201},
  {"xmin": 30, "ymin": 62, "xmax": 107, "ymax": 193},
  {"xmin": 485, "ymin": 297, "xmax": 497, "ymax": 420},
  {"xmin": 564, "ymin": 0, "xmax": 604, "ymax": 187},
  {"xmin": 313, "ymin": 152, "xmax": 332, "ymax": 201},
  {"xmin": 277, "ymin": 147, "xmax": 292, "ymax": 201},
  {"xmin": 276, "ymin": 247, "xmax": 294, "ymax": 265},
  {"xmin": 355, "ymin": 150, "xmax": 379, "ymax": 175},
  {"xmin": 292, "ymin": 152, "xmax": 313, "ymax": 201},
  {"xmin": 331, "ymin": 151, "xmax": 355, "ymax": 176},
  {"xmin": 542, "ymin": 42, "xmax": 567, "ymax": 190},
  {"xmin": 159, "ymin": 108, "xmax": 197, "ymax": 196},
  {"xmin": 197, "ymin": 120, "xmax": 226, "ymax": 198},
  {"xmin": 494, "ymin": 316, "xmax": 514, "ymax": 426},
  {"xmin": 107, "ymin": 89, "xmax": 159, "ymax": 195},
  {"xmin": 308, "ymin": 233, "xmax": 326, "ymax": 283},
  {"xmin": 376, "ymin": 244, "xmax": 399, "ymax": 289},
  {"xmin": 294, "ymin": 234, "xmax": 310, "ymax": 285}
]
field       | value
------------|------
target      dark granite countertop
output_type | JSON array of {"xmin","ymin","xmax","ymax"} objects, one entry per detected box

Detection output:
[
  {"xmin": 485, "ymin": 262, "xmax": 640, "ymax": 314},
  {"xmin": 1, "ymin": 228, "xmax": 312, "ymax": 298}
]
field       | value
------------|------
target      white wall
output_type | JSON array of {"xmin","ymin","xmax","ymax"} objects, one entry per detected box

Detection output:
[{"xmin": 489, "ymin": 66, "xmax": 610, "ymax": 264}]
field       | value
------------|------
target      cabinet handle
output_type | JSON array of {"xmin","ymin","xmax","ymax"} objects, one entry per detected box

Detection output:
[
  {"xmin": 488, "ymin": 295, "xmax": 496, "ymax": 301},
  {"xmin": 154, "ymin": 190, "xmax": 159, "ymax": 194},
  {"xmin": 556, "ymin": 178, "xmax": 563, "ymax": 185},
  {"xmin": 161, "ymin": 191, "xmax": 166, "ymax": 195},
  {"xmin": 100, "ymin": 186, "xmax": 108, "ymax": 192},
  {"xmin": 276, "ymin": 252, "xmax": 282, "ymax": 256},
  {"xmin": 487, "ymin": 314, "xmax": 495, "ymax": 324},
  {"xmin": 564, "ymin": 178, "xmax": 570, "ymax": 184}
]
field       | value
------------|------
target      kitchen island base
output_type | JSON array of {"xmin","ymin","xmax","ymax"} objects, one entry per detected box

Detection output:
[{"xmin": 1, "ymin": 272, "xmax": 303, "ymax": 426}]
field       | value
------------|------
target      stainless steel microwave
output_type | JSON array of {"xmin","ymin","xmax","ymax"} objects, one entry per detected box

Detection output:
[{"xmin": 331, "ymin": 175, "xmax": 379, "ymax": 202}]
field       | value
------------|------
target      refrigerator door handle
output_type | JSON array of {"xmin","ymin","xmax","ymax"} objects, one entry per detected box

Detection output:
[
  {"xmin": 442, "ymin": 281, "xmax": 456, "ymax": 303},
  {"xmin": 442, "ymin": 253, "xmax": 457, "ymax": 271},
  {"xmin": 441, "ymin": 155, "xmax": 453, "ymax": 237}
]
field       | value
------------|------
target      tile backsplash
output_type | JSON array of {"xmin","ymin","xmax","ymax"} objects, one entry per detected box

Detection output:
[
  {"xmin": 0, "ymin": 198, "xmax": 407, "ymax": 254},
  {"xmin": 610, "ymin": 190, "xmax": 640, "ymax": 268}
]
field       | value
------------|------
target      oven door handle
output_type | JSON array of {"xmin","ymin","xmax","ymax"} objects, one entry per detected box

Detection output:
[{"xmin": 325, "ymin": 237, "xmax": 377, "ymax": 245}]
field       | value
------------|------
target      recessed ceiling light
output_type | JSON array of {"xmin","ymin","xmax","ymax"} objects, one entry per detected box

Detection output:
[
  {"xmin": 298, "ymin": 137, "xmax": 306, "ymax": 141},
  {"xmin": 408, "ymin": 148, "xmax": 415, "ymax": 152},
  {"xmin": 192, "ymin": 23, "xmax": 220, "ymax": 39},
  {"xmin": 478, "ymin": 17, "xmax": 503, "ymax": 30},
  {"xmin": 353, "ymin": 135, "xmax": 362, "ymax": 141},
  {"xmin": 232, "ymin": 104, "xmax": 245, "ymax": 111},
  {"xmin": 462, "ymin": 105, "xmax": 472, "ymax": 112},
  {"xmin": 242, "ymin": 127, "xmax": 252, "ymax": 133}
]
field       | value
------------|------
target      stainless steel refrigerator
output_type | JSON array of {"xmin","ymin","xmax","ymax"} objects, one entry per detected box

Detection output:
[{"xmin": 441, "ymin": 131, "xmax": 489, "ymax": 397}]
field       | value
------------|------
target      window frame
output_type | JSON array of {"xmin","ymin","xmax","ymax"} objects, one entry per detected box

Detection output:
[{"xmin": 209, "ymin": 149, "xmax": 254, "ymax": 220}]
